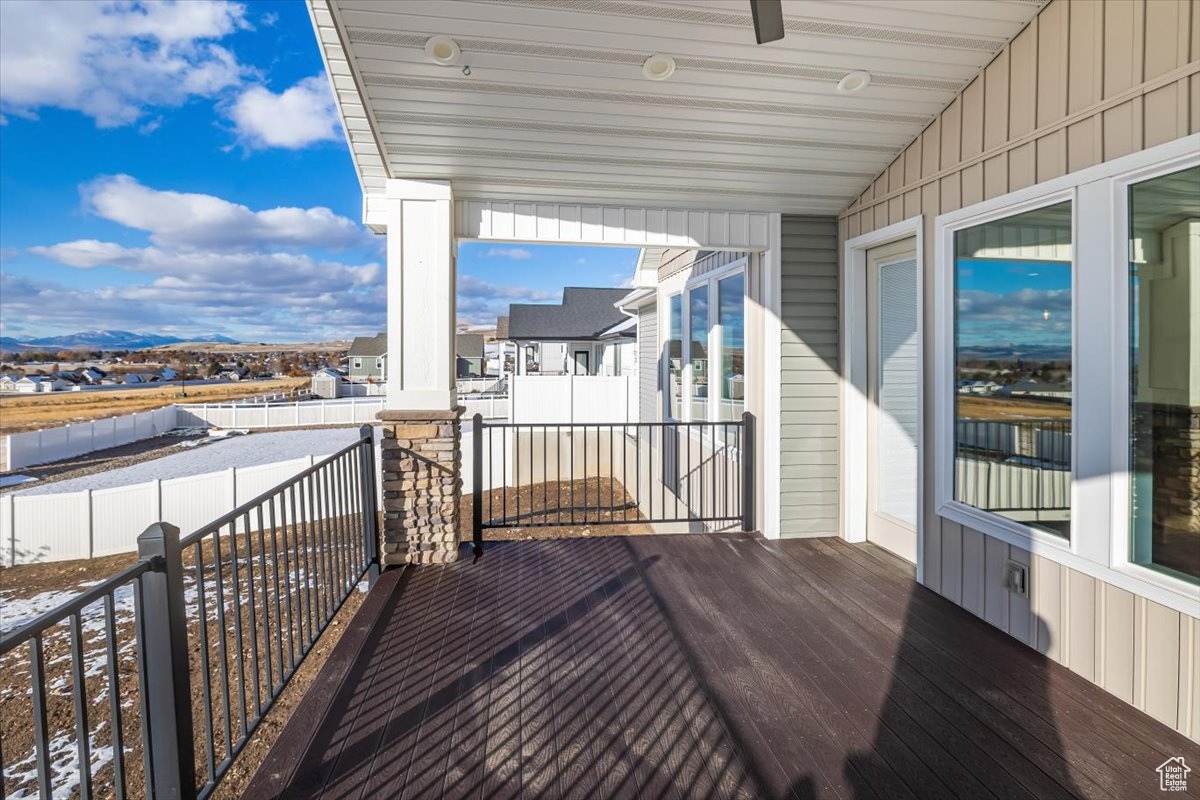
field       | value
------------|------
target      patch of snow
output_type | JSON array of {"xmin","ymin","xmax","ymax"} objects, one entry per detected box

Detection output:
[{"xmin": 0, "ymin": 474, "xmax": 38, "ymax": 488}]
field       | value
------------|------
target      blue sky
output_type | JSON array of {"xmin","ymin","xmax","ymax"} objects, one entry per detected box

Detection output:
[
  {"xmin": 955, "ymin": 258, "xmax": 1071, "ymax": 350},
  {"xmin": 0, "ymin": 0, "xmax": 637, "ymax": 342}
]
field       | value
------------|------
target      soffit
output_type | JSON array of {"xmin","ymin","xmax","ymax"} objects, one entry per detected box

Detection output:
[{"xmin": 316, "ymin": 0, "xmax": 1046, "ymax": 214}]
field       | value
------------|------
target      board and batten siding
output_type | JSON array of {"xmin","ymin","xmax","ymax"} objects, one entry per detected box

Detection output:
[
  {"xmin": 779, "ymin": 215, "xmax": 840, "ymax": 537},
  {"xmin": 637, "ymin": 305, "xmax": 658, "ymax": 424},
  {"xmin": 841, "ymin": 0, "xmax": 1200, "ymax": 740}
]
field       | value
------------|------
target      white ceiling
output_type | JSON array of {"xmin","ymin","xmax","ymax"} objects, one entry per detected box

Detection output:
[{"xmin": 313, "ymin": 0, "xmax": 1046, "ymax": 215}]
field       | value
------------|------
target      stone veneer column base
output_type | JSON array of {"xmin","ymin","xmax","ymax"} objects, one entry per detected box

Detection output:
[{"xmin": 377, "ymin": 407, "xmax": 463, "ymax": 565}]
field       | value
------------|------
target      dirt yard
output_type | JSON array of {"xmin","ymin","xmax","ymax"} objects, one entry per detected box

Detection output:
[
  {"xmin": 0, "ymin": 477, "xmax": 649, "ymax": 799},
  {"xmin": 957, "ymin": 394, "xmax": 1072, "ymax": 420},
  {"xmin": 0, "ymin": 378, "xmax": 310, "ymax": 436}
]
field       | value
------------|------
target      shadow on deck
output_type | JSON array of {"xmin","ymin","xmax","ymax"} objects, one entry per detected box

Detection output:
[{"xmin": 245, "ymin": 534, "xmax": 1199, "ymax": 799}]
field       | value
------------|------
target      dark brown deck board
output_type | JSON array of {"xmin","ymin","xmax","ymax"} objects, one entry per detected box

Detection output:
[{"xmin": 245, "ymin": 535, "xmax": 1200, "ymax": 800}]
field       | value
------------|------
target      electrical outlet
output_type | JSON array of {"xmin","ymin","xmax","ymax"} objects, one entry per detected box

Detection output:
[{"xmin": 1003, "ymin": 560, "xmax": 1028, "ymax": 597}]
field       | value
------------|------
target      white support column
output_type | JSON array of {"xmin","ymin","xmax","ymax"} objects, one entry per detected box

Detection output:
[{"xmin": 383, "ymin": 179, "xmax": 457, "ymax": 411}]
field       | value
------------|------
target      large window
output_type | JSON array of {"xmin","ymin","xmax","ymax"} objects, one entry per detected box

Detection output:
[
  {"xmin": 953, "ymin": 201, "xmax": 1073, "ymax": 538},
  {"xmin": 1128, "ymin": 165, "xmax": 1200, "ymax": 583},
  {"xmin": 664, "ymin": 264, "xmax": 746, "ymax": 423},
  {"xmin": 718, "ymin": 272, "xmax": 745, "ymax": 421},
  {"xmin": 668, "ymin": 294, "xmax": 682, "ymax": 418},
  {"xmin": 689, "ymin": 287, "xmax": 709, "ymax": 420}
]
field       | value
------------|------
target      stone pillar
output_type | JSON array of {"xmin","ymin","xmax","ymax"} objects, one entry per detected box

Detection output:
[{"xmin": 379, "ymin": 408, "xmax": 463, "ymax": 564}]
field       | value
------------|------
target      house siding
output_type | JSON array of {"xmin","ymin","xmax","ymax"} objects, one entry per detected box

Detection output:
[
  {"xmin": 842, "ymin": 0, "xmax": 1200, "ymax": 741},
  {"xmin": 657, "ymin": 249, "xmax": 744, "ymax": 282},
  {"xmin": 637, "ymin": 304, "xmax": 658, "ymax": 423},
  {"xmin": 780, "ymin": 215, "xmax": 840, "ymax": 537}
]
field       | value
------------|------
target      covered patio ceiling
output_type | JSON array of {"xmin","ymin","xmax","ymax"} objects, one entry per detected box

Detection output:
[{"xmin": 311, "ymin": 0, "xmax": 1047, "ymax": 215}]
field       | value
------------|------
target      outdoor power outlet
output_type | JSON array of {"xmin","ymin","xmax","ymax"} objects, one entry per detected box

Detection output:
[{"xmin": 1003, "ymin": 560, "xmax": 1029, "ymax": 598}]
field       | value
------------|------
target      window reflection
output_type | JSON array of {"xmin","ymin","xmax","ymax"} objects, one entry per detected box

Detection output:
[
  {"xmin": 953, "ymin": 200, "xmax": 1073, "ymax": 538},
  {"xmin": 1129, "ymin": 165, "xmax": 1200, "ymax": 582},
  {"xmin": 668, "ymin": 294, "xmax": 682, "ymax": 419},
  {"xmin": 719, "ymin": 273, "xmax": 745, "ymax": 422},
  {"xmin": 689, "ymin": 287, "xmax": 709, "ymax": 421}
]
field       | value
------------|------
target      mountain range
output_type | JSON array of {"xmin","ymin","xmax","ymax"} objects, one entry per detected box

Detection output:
[{"xmin": 0, "ymin": 330, "xmax": 239, "ymax": 352}]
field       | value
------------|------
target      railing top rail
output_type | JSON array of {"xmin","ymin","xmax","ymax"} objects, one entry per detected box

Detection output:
[
  {"xmin": 479, "ymin": 419, "xmax": 745, "ymax": 429},
  {"xmin": 179, "ymin": 431, "xmax": 372, "ymax": 547},
  {"xmin": 0, "ymin": 560, "xmax": 152, "ymax": 654}
]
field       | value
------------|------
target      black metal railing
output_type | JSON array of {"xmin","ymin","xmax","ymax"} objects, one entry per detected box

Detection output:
[
  {"xmin": 0, "ymin": 426, "xmax": 379, "ymax": 800},
  {"xmin": 471, "ymin": 413, "xmax": 754, "ymax": 553}
]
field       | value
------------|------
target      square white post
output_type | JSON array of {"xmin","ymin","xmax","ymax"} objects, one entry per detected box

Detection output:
[{"xmin": 383, "ymin": 179, "xmax": 456, "ymax": 411}]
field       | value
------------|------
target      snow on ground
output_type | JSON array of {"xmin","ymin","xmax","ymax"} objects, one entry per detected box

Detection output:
[{"xmin": 14, "ymin": 427, "xmax": 382, "ymax": 496}]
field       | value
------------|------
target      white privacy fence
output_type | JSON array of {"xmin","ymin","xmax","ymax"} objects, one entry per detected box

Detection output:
[
  {"xmin": 1, "ymin": 395, "xmax": 517, "ymax": 471},
  {"xmin": 3, "ymin": 406, "xmax": 179, "ymax": 471},
  {"xmin": 0, "ymin": 451, "xmax": 384, "ymax": 566},
  {"xmin": 177, "ymin": 397, "xmax": 387, "ymax": 429},
  {"xmin": 507, "ymin": 374, "xmax": 635, "ymax": 424}
]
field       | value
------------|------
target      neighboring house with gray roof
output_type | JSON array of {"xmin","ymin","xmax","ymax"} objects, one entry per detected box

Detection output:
[
  {"xmin": 506, "ymin": 287, "xmax": 635, "ymax": 376},
  {"xmin": 456, "ymin": 333, "xmax": 486, "ymax": 378},
  {"xmin": 347, "ymin": 333, "xmax": 387, "ymax": 381}
]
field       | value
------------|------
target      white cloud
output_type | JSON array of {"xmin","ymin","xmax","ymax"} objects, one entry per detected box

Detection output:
[
  {"xmin": 0, "ymin": 0, "xmax": 250, "ymax": 127},
  {"xmin": 484, "ymin": 247, "xmax": 533, "ymax": 260},
  {"xmin": 456, "ymin": 275, "xmax": 558, "ymax": 325},
  {"xmin": 81, "ymin": 175, "xmax": 368, "ymax": 251},
  {"xmin": 229, "ymin": 76, "xmax": 341, "ymax": 149}
]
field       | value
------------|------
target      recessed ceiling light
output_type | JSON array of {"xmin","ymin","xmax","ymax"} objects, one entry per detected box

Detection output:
[
  {"xmin": 425, "ymin": 36, "xmax": 462, "ymax": 66},
  {"xmin": 642, "ymin": 54, "xmax": 676, "ymax": 81},
  {"xmin": 837, "ymin": 70, "xmax": 872, "ymax": 94}
]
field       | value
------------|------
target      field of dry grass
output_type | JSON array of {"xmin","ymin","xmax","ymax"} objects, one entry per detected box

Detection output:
[
  {"xmin": 0, "ymin": 377, "xmax": 310, "ymax": 436},
  {"xmin": 957, "ymin": 394, "xmax": 1071, "ymax": 420}
]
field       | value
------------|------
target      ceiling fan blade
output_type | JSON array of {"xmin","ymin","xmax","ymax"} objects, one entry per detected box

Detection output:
[{"xmin": 750, "ymin": 0, "xmax": 785, "ymax": 44}]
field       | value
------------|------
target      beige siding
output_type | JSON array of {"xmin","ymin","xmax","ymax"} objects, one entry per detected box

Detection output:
[
  {"xmin": 841, "ymin": 0, "xmax": 1200, "ymax": 741},
  {"xmin": 779, "ymin": 215, "xmax": 839, "ymax": 537},
  {"xmin": 637, "ymin": 305, "xmax": 658, "ymax": 424}
]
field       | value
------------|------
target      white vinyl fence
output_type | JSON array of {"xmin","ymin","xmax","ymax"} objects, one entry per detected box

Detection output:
[
  {"xmin": 3, "ymin": 406, "xmax": 179, "ymax": 471},
  {"xmin": 0, "ymin": 451, "xmax": 384, "ymax": 566},
  {"xmin": 508, "ymin": 374, "xmax": 635, "ymax": 424},
  {"xmin": 177, "ymin": 397, "xmax": 387, "ymax": 429}
]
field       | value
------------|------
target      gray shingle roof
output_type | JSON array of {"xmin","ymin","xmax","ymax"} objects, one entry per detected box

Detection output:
[
  {"xmin": 506, "ymin": 288, "xmax": 629, "ymax": 341},
  {"xmin": 348, "ymin": 333, "xmax": 387, "ymax": 357},
  {"xmin": 456, "ymin": 333, "xmax": 484, "ymax": 358}
]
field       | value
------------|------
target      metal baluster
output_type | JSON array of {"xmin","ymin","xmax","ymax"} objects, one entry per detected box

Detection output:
[
  {"xmin": 132, "ymin": 582, "xmax": 155, "ymax": 796},
  {"xmin": 268, "ymin": 495, "xmax": 289, "ymax": 681},
  {"xmin": 192, "ymin": 542, "xmax": 216, "ymax": 785},
  {"xmin": 29, "ymin": 635, "xmax": 52, "ymax": 795},
  {"xmin": 210, "ymin": 527, "xmax": 234, "ymax": 762},
  {"xmin": 255, "ymin": 504, "xmax": 275, "ymax": 694},
  {"xmin": 243, "ymin": 510, "xmax": 262, "ymax": 716},
  {"xmin": 104, "ymin": 594, "xmax": 128, "ymax": 800},
  {"xmin": 69, "ymin": 612, "xmax": 94, "ymax": 800},
  {"xmin": 226, "ymin": 518, "xmax": 249, "ymax": 737}
]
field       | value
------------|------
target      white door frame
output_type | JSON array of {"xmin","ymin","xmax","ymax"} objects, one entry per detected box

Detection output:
[{"xmin": 841, "ymin": 216, "xmax": 925, "ymax": 577}]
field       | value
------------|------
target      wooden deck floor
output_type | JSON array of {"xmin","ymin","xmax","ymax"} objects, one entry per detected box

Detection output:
[{"xmin": 245, "ymin": 534, "xmax": 1200, "ymax": 800}]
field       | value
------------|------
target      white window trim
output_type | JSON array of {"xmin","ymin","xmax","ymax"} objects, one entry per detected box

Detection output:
[
  {"xmin": 933, "ymin": 133, "xmax": 1200, "ymax": 616},
  {"xmin": 661, "ymin": 257, "xmax": 748, "ymax": 425}
]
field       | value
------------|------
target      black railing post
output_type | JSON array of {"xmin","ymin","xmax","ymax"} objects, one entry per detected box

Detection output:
[
  {"xmin": 741, "ymin": 411, "xmax": 756, "ymax": 533},
  {"xmin": 359, "ymin": 424, "xmax": 380, "ymax": 587},
  {"xmin": 136, "ymin": 522, "xmax": 197, "ymax": 800},
  {"xmin": 472, "ymin": 413, "xmax": 483, "ymax": 558}
]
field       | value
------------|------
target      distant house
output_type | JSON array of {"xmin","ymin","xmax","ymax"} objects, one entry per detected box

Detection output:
[
  {"xmin": 160, "ymin": 367, "xmax": 178, "ymax": 381},
  {"xmin": 16, "ymin": 375, "xmax": 67, "ymax": 393},
  {"xmin": 505, "ymin": 287, "xmax": 635, "ymax": 376},
  {"xmin": 347, "ymin": 333, "xmax": 387, "ymax": 381},
  {"xmin": 80, "ymin": 366, "xmax": 106, "ymax": 384},
  {"xmin": 0, "ymin": 374, "xmax": 20, "ymax": 392},
  {"xmin": 219, "ymin": 367, "xmax": 251, "ymax": 381},
  {"xmin": 1000, "ymin": 379, "xmax": 1072, "ymax": 399},
  {"xmin": 456, "ymin": 334, "xmax": 485, "ymax": 378}
]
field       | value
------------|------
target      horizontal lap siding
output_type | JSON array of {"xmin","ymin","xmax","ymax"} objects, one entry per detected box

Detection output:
[
  {"xmin": 638, "ymin": 305, "xmax": 658, "ymax": 423},
  {"xmin": 780, "ymin": 215, "xmax": 839, "ymax": 537},
  {"xmin": 841, "ymin": 0, "xmax": 1200, "ymax": 740}
]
